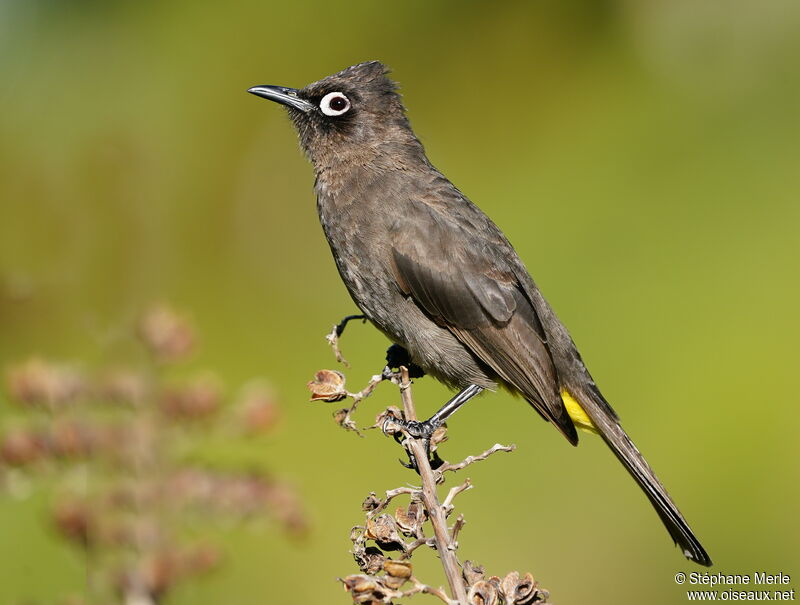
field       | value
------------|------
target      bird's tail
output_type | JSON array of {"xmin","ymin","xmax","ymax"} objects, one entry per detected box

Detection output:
[{"xmin": 577, "ymin": 388, "xmax": 712, "ymax": 566}]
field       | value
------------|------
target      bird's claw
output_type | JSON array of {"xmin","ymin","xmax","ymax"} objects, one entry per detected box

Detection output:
[{"xmin": 381, "ymin": 416, "xmax": 444, "ymax": 472}]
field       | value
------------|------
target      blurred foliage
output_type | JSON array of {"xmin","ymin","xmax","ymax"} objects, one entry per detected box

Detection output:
[
  {"xmin": 0, "ymin": 305, "xmax": 302, "ymax": 604},
  {"xmin": 1, "ymin": 1, "xmax": 799, "ymax": 603}
]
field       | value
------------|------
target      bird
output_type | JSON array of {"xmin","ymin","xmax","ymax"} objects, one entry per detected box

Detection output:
[{"xmin": 248, "ymin": 61, "xmax": 711, "ymax": 566}]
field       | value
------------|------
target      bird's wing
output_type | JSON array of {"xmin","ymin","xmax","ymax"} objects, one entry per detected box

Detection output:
[{"xmin": 389, "ymin": 204, "xmax": 578, "ymax": 444}]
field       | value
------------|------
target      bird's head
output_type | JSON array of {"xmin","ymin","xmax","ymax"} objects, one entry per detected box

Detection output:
[{"xmin": 248, "ymin": 61, "xmax": 420, "ymax": 166}]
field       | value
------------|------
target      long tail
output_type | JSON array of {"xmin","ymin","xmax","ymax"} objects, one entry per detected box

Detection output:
[{"xmin": 577, "ymin": 388, "xmax": 712, "ymax": 566}]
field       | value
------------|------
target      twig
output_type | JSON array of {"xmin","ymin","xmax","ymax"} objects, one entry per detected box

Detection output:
[
  {"xmin": 367, "ymin": 486, "xmax": 420, "ymax": 517},
  {"xmin": 435, "ymin": 443, "xmax": 516, "ymax": 482},
  {"xmin": 401, "ymin": 537, "xmax": 437, "ymax": 559},
  {"xmin": 326, "ymin": 325, "xmax": 350, "ymax": 367},
  {"xmin": 408, "ymin": 579, "xmax": 455, "ymax": 604},
  {"xmin": 325, "ymin": 314, "xmax": 366, "ymax": 367},
  {"xmin": 397, "ymin": 367, "xmax": 469, "ymax": 605},
  {"xmin": 347, "ymin": 373, "xmax": 387, "ymax": 404},
  {"xmin": 335, "ymin": 373, "xmax": 388, "ymax": 436},
  {"xmin": 442, "ymin": 479, "xmax": 472, "ymax": 516},
  {"xmin": 450, "ymin": 515, "xmax": 465, "ymax": 548}
]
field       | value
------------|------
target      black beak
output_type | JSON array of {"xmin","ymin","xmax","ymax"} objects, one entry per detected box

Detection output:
[{"xmin": 247, "ymin": 85, "xmax": 314, "ymax": 113}]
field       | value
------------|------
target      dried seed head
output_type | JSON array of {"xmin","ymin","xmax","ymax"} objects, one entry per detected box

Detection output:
[
  {"xmin": 463, "ymin": 560, "xmax": 486, "ymax": 586},
  {"xmin": 362, "ymin": 493, "xmax": 381, "ymax": 512},
  {"xmin": 333, "ymin": 407, "xmax": 363, "ymax": 434},
  {"xmin": 501, "ymin": 572, "xmax": 521, "ymax": 602},
  {"xmin": 261, "ymin": 481, "xmax": 309, "ymax": 535},
  {"xmin": 307, "ymin": 370, "xmax": 347, "ymax": 402},
  {"xmin": 160, "ymin": 376, "xmax": 222, "ymax": 420},
  {"xmin": 137, "ymin": 304, "xmax": 195, "ymax": 362},
  {"xmin": 5, "ymin": 358, "xmax": 83, "ymax": 410},
  {"xmin": 339, "ymin": 574, "xmax": 386, "ymax": 604},
  {"xmin": 394, "ymin": 497, "xmax": 425, "ymax": 536},
  {"xmin": 183, "ymin": 543, "xmax": 222, "ymax": 575},
  {"xmin": 468, "ymin": 580, "xmax": 500, "ymax": 605},
  {"xmin": 430, "ymin": 425, "xmax": 448, "ymax": 448},
  {"xmin": 236, "ymin": 383, "xmax": 280, "ymax": 434},
  {"xmin": 137, "ymin": 550, "xmax": 182, "ymax": 598},
  {"xmin": 50, "ymin": 420, "xmax": 95, "ymax": 459},
  {"xmin": 364, "ymin": 514, "xmax": 403, "ymax": 549},
  {"xmin": 351, "ymin": 525, "xmax": 367, "ymax": 545},
  {"xmin": 97, "ymin": 369, "xmax": 149, "ymax": 407},
  {"xmin": 375, "ymin": 406, "xmax": 404, "ymax": 435},
  {"xmin": 0, "ymin": 428, "xmax": 46, "ymax": 466},
  {"xmin": 383, "ymin": 559, "xmax": 412, "ymax": 580},
  {"xmin": 52, "ymin": 498, "xmax": 93, "ymax": 547},
  {"xmin": 354, "ymin": 546, "xmax": 385, "ymax": 575},
  {"xmin": 500, "ymin": 571, "xmax": 546, "ymax": 604}
]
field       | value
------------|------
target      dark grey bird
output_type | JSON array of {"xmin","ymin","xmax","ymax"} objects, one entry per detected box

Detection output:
[{"xmin": 248, "ymin": 61, "xmax": 711, "ymax": 566}]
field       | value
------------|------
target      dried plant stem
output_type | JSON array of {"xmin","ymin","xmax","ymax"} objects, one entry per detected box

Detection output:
[
  {"xmin": 408, "ymin": 580, "xmax": 453, "ymax": 604},
  {"xmin": 397, "ymin": 367, "xmax": 468, "ymax": 605},
  {"xmin": 442, "ymin": 479, "xmax": 472, "ymax": 515},
  {"xmin": 435, "ymin": 444, "xmax": 516, "ymax": 480},
  {"xmin": 401, "ymin": 537, "xmax": 437, "ymax": 559},
  {"xmin": 368, "ymin": 486, "xmax": 419, "ymax": 517},
  {"xmin": 326, "ymin": 325, "xmax": 351, "ymax": 367}
]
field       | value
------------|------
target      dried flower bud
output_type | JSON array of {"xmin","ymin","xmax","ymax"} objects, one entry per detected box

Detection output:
[
  {"xmin": 307, "ymin": 370, "xmax": 347, "ymax": 402},
  {"xmin": 137, "ymin": 550, "xmax": 181, "ymax": 598},
  {"xmin": 351, "ymin": 525, "xmax": 366, "ymax": 545},
  {"xmin": 96, "ymin": 519, "xmax": 135, "ymax": 548},
  {"xmin": 394, "ymin": 497, "xmax": 425, "ymax": 536},
  {"xmin": 340, "ymin": 574, "xmax": 385, "ymax": 604},
  {"xmin": 183, "ymin": 543, "xmax": 222, "ymax": 575},
  {"xmin": 262, "ymin": 481, "xmax": 308, "ymax": 535},
  {"xmin": 0, "ymin": 428, "xmax": 46, "ymax": 466},
  {"xmin": 376, "ymin": 406, "xmax": 404, "ymax": 435},
  {"xmin": 500, "ymin": 571, "xmax": 546, "ymax": 604},
  {"xmin": 97, "ymin": 369, "xmax": 149, "ymax": 407},
  {"xmin": 361, "ymin": 493, "xmax": 381, "ymax": 512},
  {"xmin": 383, "ymin": 560, "xmax": 412, "ymax": 578},
  {"xmin": 355, "ymin": 546, "xmax": 385, "ymax": 575},
  {"xmin": 52, "ymin": 499, "xmax": 93, "ymax": 546},
  {"xmin": 50, "ymin": 420, "xmax": 94, "ymax": 459},
  {"xmin": 430, "ymin": 424, "xmax": 448, "ymax": 448},
  {"xmin": 365, "ymin": 514, "xmax": 403, "ymax": 549},
  {"xmin": 333, "ymin": 407, "xmax": 364, "ymax": 435},
  {"xmin": 137, "ymin": 304, "xmax": 195, "ymax": 362},
  {"xmin": 468, "ymin": 580, "xmax": 500, "ymax": 605},
  {"xmin": 463, "ymin": 560, "xmax": 486, "ymax": 586},
  {"xmin": 5, "ymin": 358, "xmax": 83, "ymax": 410},
  {"xmin": 237, "ymin": 384, "xmax": 280, "ymax": 434},
  {"xmin": 160, "ymin": 377, "xmax": 221, "ymax": 420}
]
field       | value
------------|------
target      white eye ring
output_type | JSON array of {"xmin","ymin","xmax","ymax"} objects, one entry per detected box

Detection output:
[{"xmin": 319, "ymin": 91, "xmax": 351, "ymax": 116}]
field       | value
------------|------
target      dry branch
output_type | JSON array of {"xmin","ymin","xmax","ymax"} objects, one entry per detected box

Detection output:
[{"xmin": 312, "ymin": 328, "xmax": 550, "ymax": 605}]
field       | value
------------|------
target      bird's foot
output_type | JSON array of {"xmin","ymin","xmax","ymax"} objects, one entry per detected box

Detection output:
[
  {"xmin": 396, "ymin": 418, "xmax": 437, "ymax": 440},
  {"xmin": 382, "ymin": 414, "xmax": 444, "ymax": 472}
]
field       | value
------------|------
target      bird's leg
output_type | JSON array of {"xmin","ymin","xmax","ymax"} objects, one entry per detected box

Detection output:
[
  {"xmin": 387, "ymin": 384, "xmax": 484, "ymax": 469},
  {"xmin": 427, "ymin": 384, "xmax": 485, "ymax": 428}
]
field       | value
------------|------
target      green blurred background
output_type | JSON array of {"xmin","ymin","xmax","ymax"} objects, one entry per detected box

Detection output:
[{"xmin": 1, "ymin": 0, "xmax": 799, "ymax": 603}]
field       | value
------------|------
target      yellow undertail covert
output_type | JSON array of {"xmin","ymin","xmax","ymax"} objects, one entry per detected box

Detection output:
[{"xmin": 560, "ymin": 388, "xmax": 597, "ymax": 433}]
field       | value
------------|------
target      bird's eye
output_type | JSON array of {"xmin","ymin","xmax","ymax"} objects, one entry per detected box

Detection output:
[{"xmin": 319, "ymin": 92, "xmax": 350, "ymax": 116}]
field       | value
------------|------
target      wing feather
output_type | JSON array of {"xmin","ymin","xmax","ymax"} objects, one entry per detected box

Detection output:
[{"xmin": 389, "ymin": 207, "xmax": 578, "ymax": 444}]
